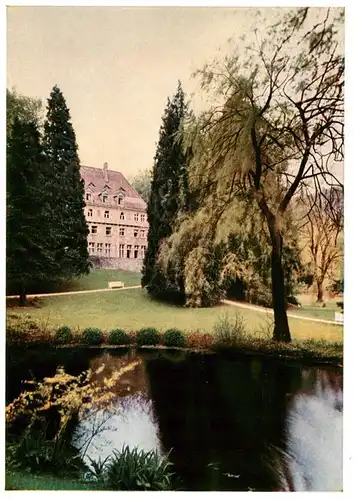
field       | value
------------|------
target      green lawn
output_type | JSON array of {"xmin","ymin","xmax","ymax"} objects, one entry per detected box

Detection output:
[
  {"xmin": 6, "ymin": 471, "xmax": 100, "ymax": 490},
  {"xmin": 7, "ymin": 287, "xmax": 343, "ymax": 342},
  {"xmin": 7, "ymin": 269, "xmax": 142, "ymax": 296}
]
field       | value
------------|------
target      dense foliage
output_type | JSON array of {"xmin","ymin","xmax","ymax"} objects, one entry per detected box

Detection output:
[
  {"xmin": 55, "ymin": 325, "xmax": 73, "ymax": 345},
  {"xmin": 142, "ymin": 81, "xmax": 190, "ymax": 302},
  {"xmin": 43, "ymin": 85, "xmax": 90, "ymax": 278},
  {"xmin": 82, "ymin": 328, "xmax": 103, "ymax": 346},
  {"xmin": 136, "ymin": 328, "xmax": 160, "ymax": 346},
  {"xmin": 6, "ymin": 119, "xmax": 59, "ymax": 304},
  {"xmin": 108, "ymin": 329, "xmax": 131, "ymax": 345},
  {"xmin": 163, "ymin": 328, "xmax": 186, "ymax": 348}
]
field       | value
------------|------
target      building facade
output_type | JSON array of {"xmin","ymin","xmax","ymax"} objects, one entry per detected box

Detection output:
[{"xmin": 80, "ymin": 163, "xmax": 148, "ymax": 272}]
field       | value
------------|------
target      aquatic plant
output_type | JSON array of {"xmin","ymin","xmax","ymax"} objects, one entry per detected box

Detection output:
[{"xmin": 105, "ymin": 446, "xmax": 173, "ymax": 490}]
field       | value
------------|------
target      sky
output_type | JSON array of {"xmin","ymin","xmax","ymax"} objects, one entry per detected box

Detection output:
[{"xmin": 6, "ymin": 5, "xmax": 284, "ymax": 179}]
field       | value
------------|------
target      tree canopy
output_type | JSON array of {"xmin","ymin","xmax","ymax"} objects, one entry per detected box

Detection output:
[
  {"xmin": 142, "ymin": 81, "xmax": 190, "ymax": 301},
  {"xmin": 42, "ymin": 85, "xmax": 90, "ymax": 278},
  {"xmin": 178, "ymin": 7, "xmax": 343, "ymax": 341}
]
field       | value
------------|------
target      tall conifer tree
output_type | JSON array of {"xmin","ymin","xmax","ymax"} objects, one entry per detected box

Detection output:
[
  {"xmin": 43, "ymin": 85, "xmax": 90, "ymax": 277},
  {"xmin": 7, "ymin": 119, "xmax": 59, "ymax": 304},
  {"xmin": 142, "ymin": 81, "xmax": 189, "ymax": 300}
]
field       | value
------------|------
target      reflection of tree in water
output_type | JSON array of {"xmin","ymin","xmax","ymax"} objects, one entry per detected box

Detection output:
[
  {"xmin": 146, "ymin": 353, "xmax": 301, "ymax": 491},
  {"xmin": 72, "ymin": 350, "xmax": 162, "ymax": 465},
  {"xmin": 276, "ymin": 368, "xmax": 343, "ymax": 491}
]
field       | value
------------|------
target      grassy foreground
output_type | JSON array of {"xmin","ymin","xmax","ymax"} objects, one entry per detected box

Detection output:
[
  {"xmin": 6, "ymin": 471, "xmax": 101, "ymax": 491},
  {"xmin": 7, "ymin": 287, "xmax": 343, "ymax": 343}
]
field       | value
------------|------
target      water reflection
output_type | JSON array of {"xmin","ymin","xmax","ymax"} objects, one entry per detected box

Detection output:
[
  {"xmin": 72, "ymin": 351, "xmax": 162, "ymax": 465},
  {"xmin": 7, "ymin": 347, "xmax": 343, "ymax": 491},
  {"xmin": 277, "ymin": 369, "xmax": 343, "ymax": 492}
]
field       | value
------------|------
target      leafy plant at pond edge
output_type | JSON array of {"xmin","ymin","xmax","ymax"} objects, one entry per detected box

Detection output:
[
  {"xmin": 213, "ymin": 312, "xmax": 247, "ymax": 348},
  {"xmin": 82, "ymin": 327, "xmax": 103, "ymax": 346},
  {"xmin": 163, "ymin": 328, "xmax": 185, "ymax": 347},
  {"xmin": 108, "ymin": 329, "xmax": 131, "ymax": 345},
  {"xmin": 136, "ymin": 328, "xmax": 160, "ymax": 346},
  {"xmin": 105, "ymin": 446, "xmax": 173, "ymax": 490},
  {"xmin": 55, "ymin": 325, "xmax": 73, "ymax": 345}
]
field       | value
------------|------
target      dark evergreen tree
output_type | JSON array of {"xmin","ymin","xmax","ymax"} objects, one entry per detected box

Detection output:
[
  {"xmin": 7, "ymin": 119, "xmax": 59, "ymax": 304},
  {"xmin": 43, "ymin": 85, "xmax": 90, "ymax": 277},
  {"xmin": 142, "ymin": 81, "xmax": 189, "ymax": 301}
]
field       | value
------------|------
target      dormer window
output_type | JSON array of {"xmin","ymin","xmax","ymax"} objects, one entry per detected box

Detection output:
[
  {"xmin": 86, "ymin": 193, "xmax": 91, "ymax": 202},
  {"xmin": 117, "ymin": 194, "xmax": 124, "ymax": 206},
  {"xmin": 102, "ymin": 194, "xmax": 108, "ymax": 203}
]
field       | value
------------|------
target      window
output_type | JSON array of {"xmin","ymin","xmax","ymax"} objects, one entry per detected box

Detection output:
[
  {"xmin": 91, "ymin": 225, "xmax": 98, "ymax": 234},
  {"xmin": 102, "ymin": 194, "xmax": 108, "ymax": 203},
  {"xmin": 120, "ymin": 212, "xmax": 125, "ymax": 220},
  {"xmin": 97, "ymin": 242, "xmax": 103, "ymax": 254},
  {"xmin": 126, "ymin": 245, "xmax": 132, "ymax": 259},
  {"xmin": 118, "ymin": 194, "xmax": 124, "ymax": 205},
  {"xmin": 140, "ymin": 230, "xmax": 145, "ymax": 238},
  {"xmin": 140, "ymin": 214, "xmax": 145, "ymax": 222},
  {"xmin": 119, "ymin": 244, "xmax": 125, "ymax": 258},
  {"xmin": 119, "ymin": 227, "xmax": 125, "ymax": 237},
  {"xmin": 88, "ymin": 208, "xmax": 93, "ymax": 217},
  {"xmin": 86, "ymin": 193, "xmax": 91, "ymax": 201},
  {"xmin": 104, "ymin": 210, "xmax": 110, "ymax": 219},
  {"xmin": 134, "ymin": 213, "xmax": 139, "ymax": 222},
  {"xmin": 140, "ymin": 245, "xmax": 146, "ymax": 259},
  {"xmin": 134, "ymin": 228, "xmax": 138, "ymax": 238},
  {"xmin": 89, "ymin": 242, "xmax": 95, "ymax": 254},
  {"xmin": 134, "ymin": 245, "xmax": 139, "ymax": 259},
  {"xmin": 105, "ymin": 243, "xmax": 111, "ymax": 255},
  {"xmin": 106, "ymin": 226, "xmax": 112, "ymax": 236}
]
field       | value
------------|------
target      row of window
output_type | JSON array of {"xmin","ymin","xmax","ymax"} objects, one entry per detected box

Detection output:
[
  {"xmin": 90, "ymin": 225, "xmax": 146, "ymax": 238},
  {"xmin": 87, "ymin": 208, "xmax": 145, "ymax": 222},
  {"xmin": 88, "ymin": 242, "xmax": 146, "ymax": 259},
  {"xmin": 86, "ymin": 192, "xmax": 125, "ymax": 205}
]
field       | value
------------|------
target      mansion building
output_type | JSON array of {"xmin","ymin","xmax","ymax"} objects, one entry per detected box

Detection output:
[{"xmin": 80, "ymin": 163, "xmax": 148, "ymax": 271}]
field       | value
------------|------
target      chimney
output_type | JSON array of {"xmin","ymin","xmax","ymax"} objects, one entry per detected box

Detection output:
[{"xmin": 103, "ymin": 162, "xmax": 108, "ymax": 182}]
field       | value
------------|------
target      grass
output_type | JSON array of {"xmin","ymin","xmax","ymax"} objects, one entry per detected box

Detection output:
[
  {"xmin": 288, "ymin": 302, "xmax": 342, "ymax": 322},
  {"xmin": 7, "ymin": 287, "xmax": 343, "ymax": 343},
  {"xmin": 7, "ymin": 269, "xmax": 141, "ymax": 296},
  {"xmin": 5, "ymin": 471, "xmax": 101, "ymax": 490}
]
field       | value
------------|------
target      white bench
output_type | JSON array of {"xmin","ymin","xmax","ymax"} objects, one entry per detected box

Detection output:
[
  {"xmin": 334, "ymin": 312, "xmax": 344, "ymax": 324},
  {"xmin": 108, "ymin": 281, "xmax": 124, "ymax": 289}
]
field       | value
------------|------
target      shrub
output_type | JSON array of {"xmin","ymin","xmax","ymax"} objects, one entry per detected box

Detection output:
[
  {"xmin": 6, "ymin": 434, "xmax": 85, "ymax": 477},
  {"xmin": 55, "ymin": 325, "xmax": 73, "ymax": 345},
  {"xmin": 105, "ymin": 446, "xmax": 173, "ymax": 490},
  {"xmin": 163, "ymin": 328, "xmax": 185, "ymax": 348},
  {"xmin": 82, "ymin": 328, "xmax": 103, "ymax": 346},
  {"xmin": 108, "ymin": 329, "xmax": 131, "ymax": 345},
  {"xmin": 213, "ymin": 312, "xmax": 246, "ymax": 348},
  {"xmin": 136, "ymin": 328, "xmax": 160, "ymax": 346},
  {"xmin": 185, "ymin": 332, "xmax": 214, "ymax": 349}
]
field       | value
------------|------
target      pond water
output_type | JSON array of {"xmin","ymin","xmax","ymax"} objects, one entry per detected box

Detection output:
[{"xmin": 6, "ymin": 347, "xmax": 343, "ymax": 491}]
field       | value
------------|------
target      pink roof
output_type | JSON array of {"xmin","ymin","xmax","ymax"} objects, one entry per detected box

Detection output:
[{"xmin": 80, "ymin": 165, "xmax": 147, "ymax": 210}]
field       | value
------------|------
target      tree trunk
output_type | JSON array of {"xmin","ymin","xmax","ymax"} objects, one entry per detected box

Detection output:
[
  {"xmin": 19, "ymin": 281, "xmax": 26, "ymax": 306},
  {"xmin": 316, "ymin": 280, "xmax": 324, "ymax": 303},
  {"xmin": 269, "ymin": 225, "xmax": 291, "ymax": 343}
]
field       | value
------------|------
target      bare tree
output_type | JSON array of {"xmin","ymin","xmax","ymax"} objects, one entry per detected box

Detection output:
[
  {"xmin": 185, "ymin": 7, "xmax": 344, "ymax": 342},
  {"xmin": 301, "ymin": 189, "xmax": 343, "ymax": 303}
]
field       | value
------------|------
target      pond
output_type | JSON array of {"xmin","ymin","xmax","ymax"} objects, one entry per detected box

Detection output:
[{"xmin": 6, "ymin": 347, "xmax": 343, "ymax": 491}]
